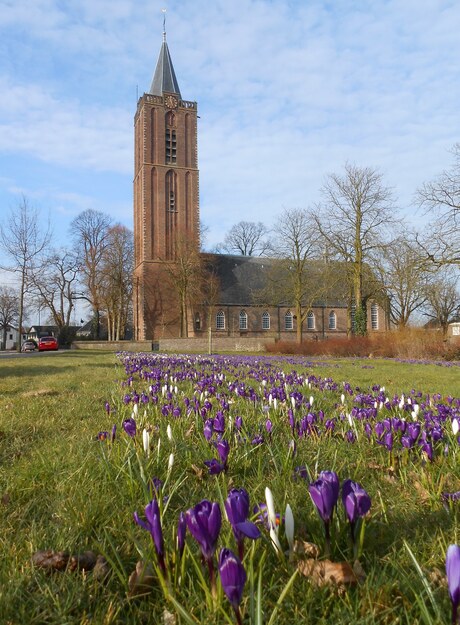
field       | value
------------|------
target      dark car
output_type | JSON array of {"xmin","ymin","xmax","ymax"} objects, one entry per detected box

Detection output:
[
  {"xmin": 21, "ymin": 340, "xmax": 37, "ymax": 352},
  {"xmin": 38, "ymin": 336, "xmax": 59, "ymax": 351}
]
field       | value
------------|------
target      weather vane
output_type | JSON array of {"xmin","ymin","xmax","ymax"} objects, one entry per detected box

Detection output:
[{"xmin": 162, "ymin": 8, "xmax": 167, "ymax": 41}]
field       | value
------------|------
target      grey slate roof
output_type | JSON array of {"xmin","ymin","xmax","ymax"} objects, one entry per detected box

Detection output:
[
  {"xmin": 149, "ymin": 39, "xmax": 182, "ymax": 97},
  {"xmin": 207, "ymin": 254, "xmax": 271, "ymax": 305},
  {"xmin": 204, "ymin": 254, "xmax": 356, "ymax": 308}
]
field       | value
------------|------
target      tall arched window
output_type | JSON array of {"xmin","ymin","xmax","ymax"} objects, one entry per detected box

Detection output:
[
  {"xmin": 307, "ymin": 311, "xmax": 315, "ymax": 330},
  {"xmin": 371, "ymin": 303, "xmax": 379, "ymax": 330},
  {"xmin": 216, "ymin": 310, "xmax": 225, "ymax": 330},
  {"xmin": 239, "ymin": 310, "xmax": 248, "ymax": 330},
  {"xmin": 262, "ymin": 311, "xmax": 270, "ymax": 330},
  {"xmin": 285, "ymin": 311, "xmax": 293, "ymax": 330},
  {"xmin": 328, "ymin": 311, "xmax": 336, "ymax": 330},
  {"xmin": 165, "ymin": 112, "xmax": 177, "ymax": 164}
]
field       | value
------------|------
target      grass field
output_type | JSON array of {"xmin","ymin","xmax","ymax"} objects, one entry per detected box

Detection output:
[{"xmin": 0, "ymin": 351, "xmax": 459, "ymax": 624}]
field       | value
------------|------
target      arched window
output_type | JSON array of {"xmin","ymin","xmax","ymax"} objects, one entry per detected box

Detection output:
[
  {"xmin": 285, "ymin": 311, "xmax": 293, "ymax": 330},
  {"xmin": 194, "ymin": 312, "xmax": 201, "ymax": 331},
  {"xmin": 216, "ymin": 310, "xmax": 225, "ymax": 330},
  {"xmin": 307, "ymin": 311, "xmax": 315, "ymax": 330},
  {"xmin": 371, "ymin": 303, "xmax": 379, "ymax": 330},
  {"xmin": 165, "ymin": 112, "xmax": 177, "ymax": 163},
  {"xmin": 239, "ymin": 310, "xmax": 248, "ymax": 330},
  {"xmin": 328, "ymin": 311, "xmax": 336, "ymax": 330},
  {"xmin": 262, "ymin": 311, "xmax": 270, "ymax": 330}
]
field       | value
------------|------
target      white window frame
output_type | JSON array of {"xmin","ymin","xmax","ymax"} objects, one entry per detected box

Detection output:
[
  {"xmin": 328, "ymin": 311, "xmax": 336, "ymax": 330},
  {"xmin": 371, "ymin": 303, "xmax": 379, "ymax": 330},
  {"xmin": 307, "ymin": 311, "xmax": 315, "ymax": 330},
  {"xmin": 285, "ymin": 311, "xmax": 293, "ymax": 331},
  {"xmin": 262, "ymin": 311, "xmax": 270, "ymax": 330},
  {"xmin": 216, "ymin": 310, "xmax": 225, "ymax": 330},
  {"xmin": 239, "ymin": 310, "xmax": 248, "ymax": 330}
]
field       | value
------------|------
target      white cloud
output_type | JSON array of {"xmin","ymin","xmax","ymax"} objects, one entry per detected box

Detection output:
[{"xmin": 0, "ymin": 0, "xmax": 459, "ymax": 248}]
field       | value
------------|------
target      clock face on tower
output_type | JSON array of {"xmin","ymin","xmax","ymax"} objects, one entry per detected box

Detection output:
[{"xmin": 164, "ymin": 95, "xmax": 178, "ymax": 109}]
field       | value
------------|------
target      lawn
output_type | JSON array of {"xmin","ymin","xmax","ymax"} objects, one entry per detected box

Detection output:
[{"xmin": 0, "ymin": 351, "xmax": 459, "ymax": 624}]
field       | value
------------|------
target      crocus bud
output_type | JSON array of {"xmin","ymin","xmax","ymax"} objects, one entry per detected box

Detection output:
[
  {"xmin": 264, "ymin": 487, "xmax": 278, "ymax": 533},
  {"xmin": 453, "ymin": 419, "xmax": 459, "ymax": 436},
  {"xmin": 142, "ymin": 428, "xmax": 150, "ymax": 456},
  {"xmin": 446, "ymin": 544, "xmax": 460, "ymax": 624},
  {"xmin": 168, "ymin": 453, "xmax": 174, "ymax": 472},
  {"xmin": 285, "ymin": 504, "xmax": 294, "ymax": 552},
  {"xmin": 167, "ymin": 424, "xmax": 173, "ymax": 441}
]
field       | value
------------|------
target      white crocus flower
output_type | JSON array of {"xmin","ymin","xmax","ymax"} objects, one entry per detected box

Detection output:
[
  {"xmin": 166, "ymin": 424, "xmax": 173, "ymax": 441},
  {"xmin": 273, "ymin": 398, "xmax": 278, "ymax": 411},
  {"xmin": 341, "ymin": 393, "xmax": 345, "ymax": 405},
  {"xmin": 133, "ymin": 403, "xmax": 139, "ymax": 417},
  {"xmin": 398, "ymin": 395, "xmax": 405, "ymax": 410},
  {"xmin": 269, "ymin": 527, "xmax": 283, "ymax": 555},
  {"xmin": 168, "ymin": 453, "xmax": 174, "ymax": 472},
  {"xmin": 309, "ymin": 396, "xmax": 314, "ymax": 407},
  {"xmin": 452, "ymin": 418, "xmax": 459, "ymax": 436},
  {"xmin": 264, "ymin": 487, "xmax": 278, "ymax": 533},
  {"xmin": 285, "ymin": 504, "xmax": 294, "ymax": 552},
  {"xmin": 347, "ymin": 412, "xmax": 353, "ymax": 427},
  {"xmin": 291, "ymin": 396, "xmax": 296, "ymax": 409},
  {"xmin": 142, "ymin": 428, "xmax": 150, "ymax": 456}
]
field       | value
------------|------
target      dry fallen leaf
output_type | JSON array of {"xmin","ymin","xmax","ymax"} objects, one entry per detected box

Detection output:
[
  {"xmin": 190, "ymin": 464, "xmax": 204, "ymax": 479},
  {"xmin": 68, "ymin": 551, "xmax": 98, "ymax": 572},
  {"xmin": 163, "ymin": 608, "xmax": 177, "ymax": 625},
  {"xmin": 92, "ymin": 555, "xmax": 111, "ymax": 582},
  {"xmin": 32, "ymin": 550, "xmax": 70, "ymax": 572},
  {"xmin": 1, "ymin": 493, "xmax": 11, "ymax": 505},
  {"xmin": 413, "ymin": 480, "xmax": 431, "ymax": 504},
  {"xmin": 298, "ymin": 558, "xmax": 358, "ymax": 587},
  {"xmin": 128, "ymin": 561, "xmax": 156, "ymax": 597},
  {"xmin": 292, "ymin": 540, "xmax": 321, "ymax": 559}
]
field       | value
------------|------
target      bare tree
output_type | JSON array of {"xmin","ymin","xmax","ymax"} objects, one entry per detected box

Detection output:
[
  {"xmin": 100, "ymin": 225, "xmax": 133, "ymax": 341},
  {"xmin": 163, "ymin": 230, "xmax": 204, "ymax": 337},
  {"xmin": 423, "ymin": 266, "xmax": 460, "ymax": 337},
  {"xmin": 416, "ymin": 143, "xmax": 460, "ymax": 265},
  {"xmin": 0, "ymin": 286, "xmax": 19, "ymax": 350},
  {"xmin": 70, "ymin": 209, "xmax": 112, "ymax": 338},
  {"xmin": 313, "ymin": 163, "xmax": 397, "ymax": 335},
  {"xmin": 28, "ymin": 248, "xmax": 80, "ymax": 331},
  {"xmin": 377, "ymin": 237, "xmax": 430, "ymax": 328},
  {"xmin": 219, "ymin": 221, "xmax": 271, "ymax": 256},
  {"xmin": 266, "ymin": 208, "xmax": 326, "ymax": 343},
  {"xmin": 0, "ymin": 196, "xmax": 51, "ymax": 351}
]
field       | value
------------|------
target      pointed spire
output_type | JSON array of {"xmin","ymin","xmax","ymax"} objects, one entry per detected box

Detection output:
[{"xmin": 149, "ymin": 12, "xmax": 181, "ymax": 97}]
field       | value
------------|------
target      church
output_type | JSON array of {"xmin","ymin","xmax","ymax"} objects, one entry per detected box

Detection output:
[{"xmin": 133, "ymin": 32, "xmax": 388, "ymax": 343}]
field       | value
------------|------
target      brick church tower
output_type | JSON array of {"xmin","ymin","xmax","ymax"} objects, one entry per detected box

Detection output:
[{"xmin": 133, "ymin": 31, "xmax": 199, "ymax": 340}]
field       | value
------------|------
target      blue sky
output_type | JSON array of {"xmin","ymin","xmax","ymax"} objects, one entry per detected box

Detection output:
[{"xmin": 1, "ymin": 0, "xmax": 459, "ymax": 298}]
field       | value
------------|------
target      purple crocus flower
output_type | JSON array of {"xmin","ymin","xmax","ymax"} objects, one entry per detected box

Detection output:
[
  {"xmin": 341, "ymin": 479, "xmax": 371, "ymax": 524},
  {"xmin": 203, "ymin": 419, "xmax": 213, "ymax": 441},
  {"xmin": 204, "ymin": 458, "xmax": 226, "ymax": 475},
  {"xmin": 218, "ymin": 548, "xmax": 246, "ymax": 625},
  {"xmin": 104, "ymin": 401, "xmax": 111, "ymax": 414},
  {"xmin": 122, "ymin": 417, "xmax": 137, "ymax": 438},
  {"xmin": 177, "ymin": 511, "xmax": 186, "ymax": 560},
  {"xmin": 225, "ymin": 488, "xmax": 260, "ymax": 559},
  {"xmin": 185, "ymin": 499, "xmax": 222, "ymax": 562},
  {"xmin": 97, "ymin": 431, "xmax": 109, "ymax": 441},
  {"xmin": 318, "ymin": 471, "xmax": 340, "ymax": 502},
  {"xmin": 446, "ymin": 544, "xmax": 460, "ymax": 624},
  {"xmin": 134, "ymin": 498, "xmax": 166, "ymax": 575},
  {"xmin": 111, "ymin": 423, "xmax": 117, "ymax": 442},
  {"xmin": 309, "ymin": 478, "xmax": 338, "ymax": 523},
  {"xmin": 309, "ymin": 477, "xmax": 338, "ymax": 554},
  {"xmin": 215, "ymin": 439, "xmax": 230, "ymax": 466}
]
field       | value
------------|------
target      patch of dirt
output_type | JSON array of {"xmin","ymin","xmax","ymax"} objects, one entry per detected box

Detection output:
[{"xmin": 22, "ymin": 389, "xmax": 59, "ymax": 398}]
